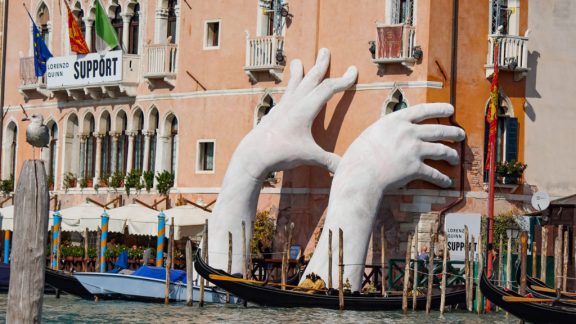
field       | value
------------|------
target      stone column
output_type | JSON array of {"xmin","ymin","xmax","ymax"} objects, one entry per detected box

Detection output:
[
  {"xmin": 155, "ymin": 8, "xmax": 168, "ymax": 43},
  {"xmin": 94, "ymin": 133, "xmax": 104, "ymax": 185},
  {"xmin": 126, "ymin": 131, "xmax": 136, "ymax": 173},
  {"xmin": 122, "ymin": 14, "xmax": 132, "ymax": 53},
  {"xmin": 153, "ymin": 135, "xmax": 170, "ymax": 187},
  {"xmin": 143, "ymin": 131, "xmax": 152, "ymax": 172},
  {"xmin": 78, "ymin": 135, "xmax": 88, "ymax": 187},
  {"xmin": 84, "ymin": 19, "xmax": 94, "ymax": 50},
  {"xmin": 110, "ymin": 132, "xmax": 120, "ymax": 174}
]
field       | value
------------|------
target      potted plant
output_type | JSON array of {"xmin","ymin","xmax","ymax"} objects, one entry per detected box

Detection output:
[
  {"xmin": 61, "ymin": 245, "xmax": 74, "ymax": 262},
  {"xmin": 72, "ymin": 246, "xmax": 84, "ymax": 262},
  {"xmin": 0, "ymin": 177, "xmax": 14, "ymax": 196},
  {"xmin": 110, "ymin": 171, "xmax": 125, "ymax": 192},
  {"xmin": 63, "ymin": 172, "xmax": 77, "ymax": 192},
  {"xmin": 496, "ymin": 160, "xmax": 527, "ymax": 184},
  {"xmin": 125, "ymin": 169, "xmax": 143, "ymax": 196},
  {"xmin": 156, "ymin": 171, "xmax": 175, "ymax": 196},
  {"xmin": 99, "ymin": 173, "xmax": 110, "ymax": 187},
  {"xmin": 143, "ymin": 170, "xmax": 154, "ymax": 193}
]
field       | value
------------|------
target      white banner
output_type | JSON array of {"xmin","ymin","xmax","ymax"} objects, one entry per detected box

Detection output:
[
  {"xmin": 46, "ymin": 51, "xmax": 123, "ymax": 89},
  {"xmin": 444, "ymin": 213, "xmax": 481, "ymax": 262}
]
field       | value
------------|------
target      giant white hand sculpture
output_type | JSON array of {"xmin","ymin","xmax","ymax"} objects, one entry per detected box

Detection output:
[
  {"xmin": 208, "ymin": 49, "xmax": 358, "ymax": 273},
  {"xmin": 302, "ymin": 104, "xmax": 465, "ymax": 291}
]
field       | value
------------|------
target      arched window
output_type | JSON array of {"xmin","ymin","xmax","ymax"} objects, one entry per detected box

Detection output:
[
  {"xmin": 391, "ymin": 0, "xmax": 414, "ymax": 25},
  {"xmin": 48, "ymin": 122, "xmax": 58, "ymax": 187},
  {"xmin": 117, "ymin": 113, "xmax": 128, "ymax": 172},
  {"xmin": 133, "ymin": 110, "xmax": 144, "ymax": 170},
  {"xmin": 3, "ymin": 122, "xmax": 18, "ymax": 180},
  {"xmin": 111, "ymin": 5, "xmax": 123, "ymax": 50},
  {"xmin": 83, "ymin": 115, "xmax": 96, "ymax": 183},
  {"xmin": 383, "ymin": 89, "xmax": 408, "ymax": 115},
  {"xmin": 167, "ymin": 0, "xmax": 177, "ymax": 42},
  {"xmin": 148, "ymin": 109, "xmax": 159, "ymax": 172},
  {"xmin": 483, "ymin": 96, "xmax": 519, "ymax": 182},
  {"xmin": 128, "ymin": 4, "xmax": 139, "ymax": 54},
  {"xmin": 37, "ymin": 3, "xmax": 50, "ymax": 45},
  {"xmin": 72, "ymin": 2, "xmax": 86, "ymax": 36},
  {"xmin": 170, "ymin": 117, "xmax": 178, "ymax": 173},
  {"xmin": 257, "ymin": 0, "xmax": 286, "ymax": 36},
  {"xmin": 100, "ymin": 113, "xmax": 112, "ymax": 177},
  {"xmin": 63, "ymin": 114, "xmax": 80, "ymax": 181},
  {"xmin": 393, "ymin": 93, "xmax": 408, "ymax": 112}
]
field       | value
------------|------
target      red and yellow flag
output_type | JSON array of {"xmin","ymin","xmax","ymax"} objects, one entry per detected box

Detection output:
[
  {"xmin": 65, "ymin": 2, "xmax": 90, "ymax": 54},
  {"xmin": 485, "ymin": 42, "xmax": 499, "ymax": 170}
]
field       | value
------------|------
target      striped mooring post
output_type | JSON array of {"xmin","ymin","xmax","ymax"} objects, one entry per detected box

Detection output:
[
  {"xmin": 51, "ymin": 211, "xmax": 62, "ymax": 270},
  {"xmin": 3, "ymin": 230, "xmax": 10, "ymax": 264},
  {"xmin": 99, "ymin": 210, "xmax": 110, "ymax": 273},
  {"xmin": 156, "ymin": 211, "xmax": 166, "ymax": 267}
]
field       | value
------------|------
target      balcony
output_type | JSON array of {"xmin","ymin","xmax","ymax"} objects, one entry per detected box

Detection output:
[
  {"xmin": 18, "ymin": 57, "xmax": 49, "ymax": 100},
  {"xmin": 486, "ymin": 34, "xmax": 529, "ymax": 80},
  {"xmin": 372, "ymin": 24, "xmax": 417, "ymax": 68},
  {"xmin": 244, "ymin": 34, "xmax": 285, "ymax": 83},
  {"xmin": 143, "ymin": 43, "xmax": 177, "ymax": 88},
  {"xmin": 19, "ymin": 51, "xmax": 140, "ymax": 101}
]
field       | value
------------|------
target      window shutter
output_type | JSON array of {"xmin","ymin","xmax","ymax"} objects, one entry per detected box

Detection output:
[{"xmin": 505, "ymin": 117, "xmax": 518, "ymax": 162}]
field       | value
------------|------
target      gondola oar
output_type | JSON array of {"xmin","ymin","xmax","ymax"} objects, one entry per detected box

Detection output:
[
  {"xmin": 503, "ymin": 296, "xmax": 576, "ymax": 304},
  {"xmin": 208, "ymin": 274, "xmax": 328, "ymax": 293},
  {"xmin": 530, "ymin": 285, "xmax": 576, "ymax": 297}
]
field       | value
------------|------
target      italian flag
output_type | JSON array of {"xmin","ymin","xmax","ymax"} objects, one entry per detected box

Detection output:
[{"xmin": 95, "ymin": 0, "xmax": 120, "ymax": 52}]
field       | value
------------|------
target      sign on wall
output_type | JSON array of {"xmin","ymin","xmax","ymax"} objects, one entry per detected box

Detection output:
[
  {"xmin": 46, "ymin": 51, "xmax": 123, "ymax": 89},
  {"xmin": 444, "ymin": 213, "xmax": 481, "ymax": 262}
]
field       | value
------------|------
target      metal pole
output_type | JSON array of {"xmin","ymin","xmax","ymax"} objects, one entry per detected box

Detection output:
[
  {"xmin": 99, "ymin": 211, "xmax": 109, "ymax": 272},
  {"xmin": 156, "ymin": 211, "xmax": 166, "ymax": 267}
]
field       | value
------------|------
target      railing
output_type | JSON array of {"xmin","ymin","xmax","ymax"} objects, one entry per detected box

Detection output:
[
  {"xmin": 487, "ymin": 34, "xmax": 529, "ymax": 71},
  {"xmin": 388, "ymin": 258, "xmax": 465, "ymax": 290},
  {"xmin": 374, "ymin": 24, "xmax": 416, "ymax": 63},
  {"xmin": 144, "ymin": 43, "xmax": 178, "ymax": 77},
  {"xmin": 245, "ymin": 35, "xmax": 285, "ymax": 70},
  {"xmin": 19, "ymin": 57, "xmax": 44, "ymax": 86}
]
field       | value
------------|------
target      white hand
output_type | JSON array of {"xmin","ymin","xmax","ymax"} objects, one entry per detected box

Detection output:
[
  {"xmin": 208, "ymin": 49, "xmax": 358, "ymax": 273},
  {"xmin": 303, "ymin": 104, "xmax": 465, "ymax": 291}
]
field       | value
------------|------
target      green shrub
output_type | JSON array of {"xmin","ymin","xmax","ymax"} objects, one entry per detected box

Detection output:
[
  {"xmin": 155, "ymin": 171, "xmax": 174, "ymax": 196},
  {"xmin": 143, "ymin": 170, "xmax": 154, "ymax": 193},
  {"xmin": 251, "ymin": 209, "xmax": 276, "ymax": 257},
  {"xmin": 63, "ymin": 172, "xmax": 77, "ymax": 192},
  {"xmin": 110, "ymin": 171, "xmax": 125, "ymax": 191},
  {"xmin": 0, "ymin": 177, "xmax": 14, "ymax": 195},
  {"xmin": 125, "ymin": 169, "xmax": 143, "ymax": 196}
]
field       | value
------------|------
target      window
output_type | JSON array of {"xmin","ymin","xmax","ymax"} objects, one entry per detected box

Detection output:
[
  {"xmin": 148, "ymin": 109, "xmax": 159, "ymax": 172},
  {"xmin": 256, "ymin": 95, "xmax": 274, "ymax": 125},
  {"xmin": 133, "ymin": 111, "xmax": 144, "ymax": 170},
  {"xmin": 117, "ymin": 113, "xmax": 128, "ymax": 172},
  {"xmin": 383, "ymin": 89, "xmax": 408, "ymax": 115},
  {"xmin": 167, "ymin": 0, "xmax": 177, "ymax": 43},
  {"xmin": 37, "ymin": 3, "xmax": 50, "ymax": 45},
  {"xmin": 48, "ymin": 122, "xmax": 58, "ymax": 185},
  {"xmin": 257, "ymin": 0, "xmax": 286, "ymax": 36},
  {"xmin": 169, "ymin": 117, "xmax": 178, "ymax": 173},
  {"xmin": 76, "ymin": 8, "xmax": 86, "ymax": 36},
  {"xmin": 392, "ymin": 93, "xmax": 408, "ymax": 112},
  {"xmin": 483, "ymin": 97, "xmax": 518, "ymax": 181},
  {"xmin": 128, "ymin": 4, "xmax": 140, "ymax": 54},
  {"xmin": 390, "ymin": 0, "xmax": 414, "ymax": 25},
  {"xmin": 197, "ymin": 141, "xmax": 215, "ymax": 172},
  {"xmin": 101, "ymin": 114, "xmax": 112, "ymax": 177},
  {"xmin": 84, "ymin": 116, "xmax": 96, "ymax": 181},
  {"xmin": 490, "ymin": 0, "xmax": 509, "ymax": 34},
  {"xmin": 3, "ymin": 122, "xmax": 18, "ymax": 180},
  {"xmin": 204, "ymin": 20, "xmax": 220, "ymax": 49},
  {"xmin": 111, "ymin": 6, "xmax": 123, "ymax": 50}
]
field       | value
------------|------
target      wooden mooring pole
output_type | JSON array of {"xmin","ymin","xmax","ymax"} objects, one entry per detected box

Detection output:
[
  {"xmin": 498, "ymin": 234, "xmax": 503, "ymax": 286},
  {"xmin": 328, "ymin": 229, "xmax": 333, "ymax": 289},
  {"xmin": 425, "ymin": 228, "xmax": 434, "ymax": 313},
  {"xmin": 562, "ymin": 229, "xmax": 568, "ymax": 291},
  {"xmin": 440, "ymin": 235, "xmax": 448, "ymax": 315},
  {"xmin": 281, "ymin": 223, "xmax": 294, "ymax": 291},
  {"xmin": 164, "ymin": 218, "xmax": 174, "ymax": 304},
  {"xmin": 402, "ymin": 233, "xmax": 412, "ymax": 314},
  {"xmin": 242, "ymin": 221, "xmax": 247, "ymax": 280},
  {"xmin": 338, "ymin": 228, "xmax": 344, "ymax": 310},
  {"xmin": 532, "ymin": 243, "xmax": 537, "ymax": 278},
  {"xmin": 554, "ymin": 226, "xmax": 562, "ymax": 290},
  {"xmin": 412, "ymin": 226, "xmax": 418, "ymax": 311},
  {"xmin": 83, "ymin": 228, "xmax": 89, "ymax": 272},
  {"xmin": 464, "ymin": 226, "xmax": 470, "ymax": 310},
  {"xmin": 199, "ymin": 219, "xmax": 208, "ymax": 307},
  {"xmin": 541, "ymin": 226, "xmax": 548, "ymax": 283},
  {"xmin": 476, "ymin": 235, "xmax": 484, "ymax": 315},
  {"xmin": 520, "ymin": 231, "xmax": 528, "ymax": 295},
  {"xmin": 227, "ymin": 232, "xmax": 232, "ymax": 303},
  {"xmin": 468, "ymin": 236, "xmax": 475, "ymax": 311},
  {"xmin": 380, "ymin": 225, "xmax": 386, "ymax": 297},
  {"xmin": 6, "ymin": 160, "xmax": 50, "ymax": 323},
  {"xmin": 186, "ymin": 240, "xmax": 193, "ymax": 306}
]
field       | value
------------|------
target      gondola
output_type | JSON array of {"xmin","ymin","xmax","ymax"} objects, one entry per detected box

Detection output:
[
  {"xmin": 480, "ymin": 268, "xmax": 576, "ymax": 323},
  {"xmin": 195, "ymin": 251, "xmax": 466, "ymax": 310},
  {"xmin": 44, "ymin": 268, "xmax": 94, "ymax": 300},
  {"xmin": 515, "ymin": 266, "xmax": 576, "ymax": 304}
]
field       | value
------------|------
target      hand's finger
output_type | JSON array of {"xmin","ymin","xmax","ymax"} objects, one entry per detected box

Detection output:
[
  {"xmin": 416, "ymin": 125, "xmax": 466, "ymax": 142},
  {"xmin": 301, "ymin": 66, "xmax": 358, "ymax": 119},
  {"xmin": 417, "ymin": 164, "xmax": 453, "ymax": 188},
  {"xmin": 293, "ymin": 48, "xmax": 331, "ymax": 97},
  {"xmin": 392, "ymin": 103, "xmax": 454, "ymax": 123},
  {"xmin": 282, "ymin": 59, "xmax": 304, "ymax": 102},
  {"xmin": 418, "ymin": 143, "xmax": 459, "ymax": 165},
  {"xmin": 305, "ymin": 144, "xmax": 341, "ymax": 173}
]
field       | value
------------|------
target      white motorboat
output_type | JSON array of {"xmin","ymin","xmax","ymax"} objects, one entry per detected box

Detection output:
[{"xmin": 74, "ymin": 266, "xmax": 239, "ymax": 304}]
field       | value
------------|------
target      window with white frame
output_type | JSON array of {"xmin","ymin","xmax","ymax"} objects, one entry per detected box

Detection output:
[
  {"xmin": 204, "ymin": 20, "xmax": 221, "ymax": 49},
  {"xmin": 257, "ymin": 0, "xmax": 286, "ymax": 36},
  {"xmin": 489, "ymin": 0, "xmax": 520, "ymax": 35},
  {"xmin": 390, "ymin": 0, "xmax": 414, "ymax": 25},
  {"xmin": 197, "ymin": 141, "xmax": 215, "ymax": 172}
]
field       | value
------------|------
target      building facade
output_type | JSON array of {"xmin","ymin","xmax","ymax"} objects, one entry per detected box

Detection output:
[{"xmin": 2, "ymin": 0, "xmax": 531, "ymax": 260}]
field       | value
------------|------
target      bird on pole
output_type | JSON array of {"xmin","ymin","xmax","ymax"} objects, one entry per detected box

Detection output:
[{"xmin": 23, "ymin": 114, "xmax": 49, "ymax": 160}]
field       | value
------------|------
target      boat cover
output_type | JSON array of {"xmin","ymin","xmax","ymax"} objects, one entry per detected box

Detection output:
[{"xmin": 132, "ymin": 266, "xmax": 187, "ymax": 284}]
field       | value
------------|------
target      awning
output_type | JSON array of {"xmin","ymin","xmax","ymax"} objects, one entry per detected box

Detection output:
[
  {"xmin": 541, "ymin": 193, "xmax": 576, "ymax": 225},
  {"xmin": 163, "ymin": 205, "xmax": 210, "ymax": 240},
  {"xmin": 107, "ymin": 203, "xmax": 159, "ymax": 235},
  {"xmin": 0, "ymin": 205, "xmax": 54, "ymax": 231},
  {"xmin": 57, "ymin": 202, "xmax": 118, "ymax": 232}
]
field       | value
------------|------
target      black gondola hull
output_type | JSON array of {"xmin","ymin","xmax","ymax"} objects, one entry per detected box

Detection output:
[
  {"xmin": 44, "ymin": 268, "xmax": 94, "ymax": 300},
  {"xmin": 195, "ymin": 252, "xmax": 466, "ymax": 310}
]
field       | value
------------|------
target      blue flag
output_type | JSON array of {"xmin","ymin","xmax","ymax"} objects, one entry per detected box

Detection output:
[{"xmin": 29, "ymin": 17, "xmax": 53, "ymax": 77}]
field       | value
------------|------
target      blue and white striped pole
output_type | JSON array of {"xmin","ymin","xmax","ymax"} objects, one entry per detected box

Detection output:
[
  {"xmin": 100, "ymin": 210, "xmax": 109, "ymax": 272},
  {"xmin": 52, "ymin": 211, "xmax": 62, "ymax": 270},
  {"xmin": 156, "ymin": 211, "xmax": 166, "ymax": 267}
]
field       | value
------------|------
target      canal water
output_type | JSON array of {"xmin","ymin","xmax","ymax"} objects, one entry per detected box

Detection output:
[{"xmin": 0, "ymin": 294, "xmax": 512, "ymax": 323}]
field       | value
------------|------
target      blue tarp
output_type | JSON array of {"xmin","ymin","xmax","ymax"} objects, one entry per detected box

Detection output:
[{"xmin": 132, "ymin": 266, "xmax": 187, "ymax": 284}]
